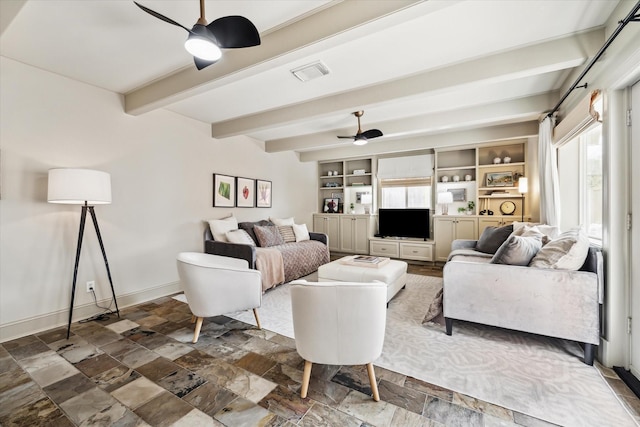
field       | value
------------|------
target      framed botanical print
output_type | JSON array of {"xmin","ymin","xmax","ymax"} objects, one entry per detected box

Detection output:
[
  {"xmin": 213, "ymin": 174, "xmax": 236, "ymax": 207},
  {"xmin": 236, "ymin": 177, "xmax": 256, "ymax": 208},
  {"xmin": 256, "ymin": 179, "xmax": 272, "ymax": 208}
]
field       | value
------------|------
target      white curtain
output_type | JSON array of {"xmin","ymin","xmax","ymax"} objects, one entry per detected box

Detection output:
[{"xmin": 539, "ymin": 115, "xmax": 561, "ymax": 226}]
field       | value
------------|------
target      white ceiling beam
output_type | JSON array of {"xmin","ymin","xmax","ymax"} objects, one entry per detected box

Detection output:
[
  {"xmin": 266, "ymin": 93, "xmax": 555, "ymax": 153},
  {"xmin": 211, "ymin": 29, "xmax": 602, "ymax": 138},
  {"xmin": 124, "ymin": 0, "xmax": 422, "ymax": 115},
  {"xmin": 299, "ymin": 121, "xmax": 539, "ymax": 162},
  {"xmin": 0, "ymin": 0, "xmax": 26, "ymax": 36}
]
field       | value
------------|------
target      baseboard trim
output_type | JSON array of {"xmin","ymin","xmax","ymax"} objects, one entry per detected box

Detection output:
[
  {"xmin": 613, "ymin": 366, "xmax": 640, "ymax": 399},
  {"xmin": 0, "ymin": 281, "xmax": 181, "ymax": 343}
]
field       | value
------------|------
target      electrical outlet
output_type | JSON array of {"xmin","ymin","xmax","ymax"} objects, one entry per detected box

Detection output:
[{"xmin": 86, "ymin": 281, "xmax": 95, "ymax": 293}]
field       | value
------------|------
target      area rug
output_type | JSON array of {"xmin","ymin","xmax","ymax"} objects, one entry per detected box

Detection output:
[{"xmin": 175, "ymin": 274, "xmax": 635, "ymax": 426}]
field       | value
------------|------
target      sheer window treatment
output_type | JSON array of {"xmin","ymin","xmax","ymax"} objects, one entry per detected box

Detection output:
[
  {"xmin": 539, "ymin": 90, "xmax": 602, "ymax": 227},
  {"xmin": 539, "ymin": 115, "xmax": 560, "ymax": 226}
]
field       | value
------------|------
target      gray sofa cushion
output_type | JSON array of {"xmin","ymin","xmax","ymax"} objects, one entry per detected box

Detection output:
[
  {"xmin": 254, "ymin": 225, "xmax": 285, "ymax": 247},
  {"xmin": 475, "ymin": 224, "xmax": 514, "ymax": 254},
  {"xmin": 491, "ymin": 235, "xmax": 542, "ymax": 266},
  {"xmin": 239, "ymin": 220, "xmax": 274, "ymax": 244}
]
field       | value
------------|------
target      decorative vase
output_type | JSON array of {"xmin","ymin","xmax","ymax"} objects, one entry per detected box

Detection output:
[
  {"xmin": 441, "ymin": 176, "xmax": 449, "ymax": 183},
  {"xmin": 453, "ymin": 175, "xmax": 460, "ymax": 182},
  {"xmin": 503, "ymin": 156, "xmax": 511, "ymax": 163},
  {"xmin": 493, "ymin": 157, "xmax": 501, "ymax": 164},
  {"xmin": 465, "ymin": 174, "xmax": 472, "ymax": 181}
]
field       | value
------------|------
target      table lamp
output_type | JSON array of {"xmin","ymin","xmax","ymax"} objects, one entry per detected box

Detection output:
[
  {"xmin": 437, "ymin": 191, "xmax": 454, "ymax": 215},
  {"xmin": 48, "ymin": 168, "xmax": 120, "ymax": 338}
]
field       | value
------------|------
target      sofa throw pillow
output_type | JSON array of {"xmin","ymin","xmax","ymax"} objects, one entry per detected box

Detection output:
[
  {"xmin": 277, "ymin": 225, "xmax": 296, "ymax": 243},
  {"xmin": 270, "ymin": 217, "xmax": 294, "ymax": 226},
  {"xmin": 208, "ymin": 215, "xmax": 238, "ymax": 242},
  {"xmin": 529, "ymin": 227, "xmax": 589, "ymax": 270},
  {"xmin": 238, "ymin": 220, "xmax": 274, "ymax": 245},
  {"xmin": 491, "ymin": 235, "xmax": 543, "ymax": 266},
  {"xmin": 225, "ymin": 229, "xmax": 256, "ymax": 246},
  {"xmin": 512, "ymin": 222, "xmax": 560, "ymax": 242},
  {"xmin": 512, "ymin": 225, "xmax": 550, "ymax": 245},
  {"xmin": 293, "ymin": 223, "xmax": 310, "ymax": 242},
  {"xmin": 254, "ymin": 225, "xmax": 285, "ymax": 247},
  {"xmin": 475, "ymin": 224, "xmax": 514, "ymax": 254}
]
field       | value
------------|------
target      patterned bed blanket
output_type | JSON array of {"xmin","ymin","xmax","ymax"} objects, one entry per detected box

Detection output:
[{"xmin": 258, "ymin": 240, "xmax": 330, "ymax": 291}]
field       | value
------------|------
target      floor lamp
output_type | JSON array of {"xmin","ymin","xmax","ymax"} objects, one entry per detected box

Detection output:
[
  {"xmin": 518, "ymin": 177, "xmax": 528, "ymax": 222},
  {"xmin": 48, "ymin": 168, "xmax": 120, "ymax": 338}
]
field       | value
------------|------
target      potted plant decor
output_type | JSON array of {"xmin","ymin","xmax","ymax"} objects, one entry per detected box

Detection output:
[
  {"xmin": 467, "ymin": 200, "xmax": 475, "ymax": 215},
  {"xmin": 457, "ymin": 207, "xmax": 467, "ymax": 214}
]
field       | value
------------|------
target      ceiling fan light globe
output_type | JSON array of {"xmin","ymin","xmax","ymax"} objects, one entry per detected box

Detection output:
[
  {"xmin": 185, "ymin": 36, "xmax": 222, "ymax": 60},
  {"xmin": 353, "ymin": 138, "xmax": 368, "ymax": 146}
]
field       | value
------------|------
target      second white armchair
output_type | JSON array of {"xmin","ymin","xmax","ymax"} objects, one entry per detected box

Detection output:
[
  {"xmin": 177, "ymin": 252, "xmax": 262, "ymax": 343},
  {"xmin": 290, "ymin": 280, "xmax": 387, "ymax": 401}
]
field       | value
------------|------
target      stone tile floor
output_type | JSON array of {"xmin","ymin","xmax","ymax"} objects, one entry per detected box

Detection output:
[{"xmin": 1, "ymin": 263, "xmax": 638, "ymax": 426}]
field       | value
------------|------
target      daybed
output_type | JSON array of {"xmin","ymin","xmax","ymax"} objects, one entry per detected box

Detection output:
[
  {"xmin": 204, "ymin": 217, "xmax": 330, "ymax": 292},
  {"xmin": 442, "ymin": 224, "xmax": 603, "ymax": 365}
]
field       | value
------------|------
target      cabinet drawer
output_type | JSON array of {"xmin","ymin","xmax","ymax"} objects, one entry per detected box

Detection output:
[
  {"xmin": 400, "ymin": 243, "xmax": 433, "ymax": 261},
  {"xmin": 370, "ymin": 241, "xmax": 399, "ymax": 257}
]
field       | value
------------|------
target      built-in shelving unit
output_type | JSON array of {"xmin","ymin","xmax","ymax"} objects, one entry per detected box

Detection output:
[
  {"xmin": 318, "ymin": 157, "xmax": 374, "ymax": 214},
  {"xmin": 433, "ymin": 140, "xmax": 530, "ymax": 260}
]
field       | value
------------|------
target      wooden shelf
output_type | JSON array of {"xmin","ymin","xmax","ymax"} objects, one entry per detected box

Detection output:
[
  {"xmin": 479, "ymin": 194, "xmax": 521, "ymax": 199},
  {"xmin": 478, "ymin": 162, "xmax": 525, "ymax": 169},
  {"xmin": 478, "ymin": 186, "xmax": 518, "ymax": 191},
  {"xmin": 437, "ymin": 165, "xmax": 475, "ymax": 171},
  {"xmin": 321, "ymin": 175, "xmax": 344, "ymax": 179},
  {"xmin": 320, "ymin": 186, "xmax": 344, "ymax": 190}
]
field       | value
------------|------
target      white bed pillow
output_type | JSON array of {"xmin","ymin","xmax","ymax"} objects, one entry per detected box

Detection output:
[
  {"xmin": 225, "ymin": 229, "xmax": 256, "ymax": 246},
  {"xmin": 529, "ymin": 227, "xmax": 589, "ymax": 270},
  {"xmin": 293, "ymin": 223, "xmax": 310, "ymax": 242},
  {"xmin": 208, "ymin": 215, "xmax": 238, "ymax": 242},
  {"xmin": 270, "ymin": 217, "xmax": 294, "ymax": 226}
]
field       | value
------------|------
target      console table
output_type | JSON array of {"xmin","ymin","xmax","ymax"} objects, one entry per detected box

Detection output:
[{"xmin": 369, "ymin": 237, "xmax": 434, "ymax": 262}]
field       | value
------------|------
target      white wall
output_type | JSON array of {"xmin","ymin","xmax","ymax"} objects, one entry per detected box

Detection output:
[{"xmin": 0, "ymin": 57, "xmax": 317, "ymax": 341}]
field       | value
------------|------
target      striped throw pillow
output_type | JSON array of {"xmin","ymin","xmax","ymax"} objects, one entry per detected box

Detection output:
[{"xmin": 277, "ymin": 225, "xmax": 296, "ymax": 243}]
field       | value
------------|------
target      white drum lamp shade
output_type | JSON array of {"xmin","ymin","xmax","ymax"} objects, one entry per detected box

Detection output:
[
  {"xmin": 437, "ymin": 191, "xmax": 453, "ymax": 215},
  {"xmin": 48, "ymin": 169, "xmax": 112, "ymax": 205}
]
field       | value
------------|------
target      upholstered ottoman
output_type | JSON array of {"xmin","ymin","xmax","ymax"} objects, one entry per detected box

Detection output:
[{"xmin": 317, "ymin": 256, "xmax": 408, "ymax": 304}]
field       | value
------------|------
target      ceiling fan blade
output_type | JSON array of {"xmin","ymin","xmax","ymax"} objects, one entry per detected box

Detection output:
[
  {"xmin": 194, "ymin": 56, "xmax": 218, "ymax": 70},
  {"xmin": 134, "ymin": 2, "xmax": 191, "ymax": 33},
  {"xmin": 361, "ymin": 129, "xmax": 383, "ymax": 139},
  {"xmin": 207, "ymin": 16, "xmax": 261, "ymax": 48}
]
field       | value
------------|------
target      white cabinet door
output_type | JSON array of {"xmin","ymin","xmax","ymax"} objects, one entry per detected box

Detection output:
[
  {"xmin": 478, "ymin": 218, "xmax": 503, "ymax": 236},
  {"xmin": 434, "ymin": 217, "xmax": 456, "ymax": 261},
  {"xmin": 314, "ymin": 215, "xmax": 340, "ymax": 252},
  {"xmin": 339, "ymin": 216, "xmax": 355, "ymax": 252},
  {"xmin": 435, "ymin": 216, "xmax": 478, "ymax": 261},
  {"xmin": 353, "ymin": 217, "xmax": 371, "ymax": 254},
  {"xmin": 456, "ymin": 217, "xmax": 478, "ymax": 240}
]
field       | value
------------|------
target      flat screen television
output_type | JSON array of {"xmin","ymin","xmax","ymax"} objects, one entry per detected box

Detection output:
[{"xmin": 377, "ymin": 208, "xmax": 430, "ymax": 240}]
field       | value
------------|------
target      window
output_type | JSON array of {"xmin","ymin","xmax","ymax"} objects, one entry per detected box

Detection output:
[
  {"xmin": 581, "ymin": 125, "xmax": 603, "ymax": 241},
  {"xmin": 380, "ymin": 178, "xmax": 432, "ymax": 209}
]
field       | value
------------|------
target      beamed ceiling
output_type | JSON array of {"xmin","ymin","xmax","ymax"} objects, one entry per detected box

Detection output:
[{"xmin": 2, "ymin": 0, "xmax": 635, "ymax": 161}]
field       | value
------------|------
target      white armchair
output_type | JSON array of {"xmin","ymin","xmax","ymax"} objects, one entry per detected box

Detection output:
[
  {"xmin": 177, "ymin": 252, "xmax": 262, "ymax": 343},
  {"xmin": 290, "ymin": 280, "xmax": 387, "ymax": 401}
]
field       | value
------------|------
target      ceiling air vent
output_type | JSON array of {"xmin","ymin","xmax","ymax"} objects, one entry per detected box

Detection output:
[{"xmin": 290, "ymin": 61, "xmax": 330, "ymax": 82}]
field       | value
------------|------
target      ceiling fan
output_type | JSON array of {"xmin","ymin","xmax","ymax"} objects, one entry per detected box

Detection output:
[
  {"xmin": 134, "ymin": 0, "xmax": 260, "ymax": 70},
  {"xmin": 337, "ymin": 111, "xmax": 383, "ymax": 146}
]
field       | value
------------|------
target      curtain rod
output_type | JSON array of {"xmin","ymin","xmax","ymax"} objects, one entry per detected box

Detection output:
[{"xmin": 547, "ymin": 1, "xmax": 640, "ymax": 118}]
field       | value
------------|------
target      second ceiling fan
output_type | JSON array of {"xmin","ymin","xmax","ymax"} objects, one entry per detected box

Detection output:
[
  {"xmin": 337, "ymin": 111, "xmax": 383, "ymax": 145},
  {"xmin": 134, "ymin": 0, "xmax": 260, "ymax": 70}
]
